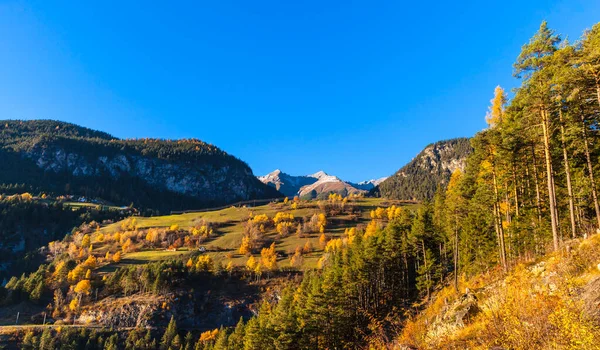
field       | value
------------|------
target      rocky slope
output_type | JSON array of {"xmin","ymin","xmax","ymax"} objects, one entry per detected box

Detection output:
[
  {"xmin": 297, "ymin": 171, "xmax": 365, "ymax": 198},
  {"xmin": 0, "ymin": 120, "xmax": 281, "ymax": 212},
  {"xmin": 397, "ymin": 234, "xmax": 600, "ymax": 349},
  {"xmin": 374, "ymin": 138, "xmax": 472, "ymax": 201}
]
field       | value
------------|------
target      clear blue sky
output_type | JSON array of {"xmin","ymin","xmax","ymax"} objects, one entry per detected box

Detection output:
[{"xmin": 1, "ymin": 1, "xmax": 599, "ymax": 182}]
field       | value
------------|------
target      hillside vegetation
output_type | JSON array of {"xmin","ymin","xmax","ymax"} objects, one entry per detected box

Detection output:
[
  {"xmin": 0, "ymin": 193, "xmax": 129, "ymax": 282},
  {"xmin": 0, "ymin": 195, "xmax": 414, "ymax": 330},
  {"xmin": 0, "ymin": 120, "xmax": 281, "ymax": 213},
  {"xmin": 398, "ymin": 234, "xmax": 600, "ymax": 349}
]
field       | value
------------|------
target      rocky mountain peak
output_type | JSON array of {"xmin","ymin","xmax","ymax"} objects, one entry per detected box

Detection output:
[{"xmin": 375, "ymin": 138, "xmax": 472, "ymax": 201}]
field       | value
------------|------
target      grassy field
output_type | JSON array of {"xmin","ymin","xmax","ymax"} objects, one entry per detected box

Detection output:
[{"xmin": 95, "ymin": 197, "xmax": 416, "ymax": 272}]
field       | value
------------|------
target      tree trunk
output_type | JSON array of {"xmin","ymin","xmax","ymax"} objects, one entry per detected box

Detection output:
[
  {"xmin": 453, "ymin": 216, "xmax": 459, "ymax": 293},
  {"xmin": 422, "ymin": 240, "xmax": 430, "ymax": 299},
  {"xmin": 492, "ymin": 169, "xmax": 507, "ymax": 271},
  {"xmin": 581, "ymin": 114, "xmax": 600, "ymax": 229},
  {"xmin": 492, "ymin": 202, "xmax": 502, "ymax": 262},
  {"xmin": 551, "ymin": 167, "xmax": 561, "ymax": 242},
  {"xmin": 559, "ymin": 108, "xmax": 577, "ymax": 238},
  {"xmin": 541, "ymin": 108, "xmax": 560, "ymax": 251},
  {"xmin": 505, "ymin": 184, "xmax": 511, "ymax": 224},
  {"xmin": 505, "ymin": 183, "xmax": 513, "ymax": 260},
  {"xmin": 531, "ymin": 145, "xmax": 543, "ymax": 224},
  {"xmin": 439, "ymin": 242, "xmax": 444, "ymax": 282},
  {"xmin": 525, "ymin": 160, "xmax": 532, "ymax": 199},
  {"xmin": 513, "ymin": 166, "xmax": 520, "ymax": 217}
]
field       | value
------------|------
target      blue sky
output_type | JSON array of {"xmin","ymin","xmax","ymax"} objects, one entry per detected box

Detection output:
[{"xmin": 1, "ymin": 1, "xmax": 599, "ymax": 182}]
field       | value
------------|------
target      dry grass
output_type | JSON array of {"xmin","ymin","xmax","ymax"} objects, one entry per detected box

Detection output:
[{"xmin": 398, "ymin": 235, "xmax": 600, "ymax": 350}]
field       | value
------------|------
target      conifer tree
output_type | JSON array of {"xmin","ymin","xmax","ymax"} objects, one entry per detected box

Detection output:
[
  {"xmin": 161, "ymin": 316, "xmax": 178, "ymax": 350},
  {"xmin": 514, "ymin": 21, "xmax": 561, "ymax": 250}
]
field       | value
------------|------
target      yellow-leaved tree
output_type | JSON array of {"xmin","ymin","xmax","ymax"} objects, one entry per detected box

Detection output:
[
  {"xmin": 246, "ymin": 255, "xmax": 257, "ymax": 271},
  {"xmin": 319, "ymin": 233, "xmax": 327, "ymax": 249},
  {"xmin": 290, "ymin": 247, "xmax": 303, "ymax": 268},
  {"xmin": 69, "ymin": 298, "xmax": 79, "ymax": 311},
  {"xmin": 364, "ymin": 220, "xmax": 379, "ymax": 239},
  {"xmin": 303, "ymin": 240, "xmax": 313, "ymax": 254},
  {"xmin": 122, "ymin": 238, "xmax": 133, "ymax": 253},
  {"xmin": 81, "ymin": 234, "xmax": 91, "ymax": 248},
  {"xmin": 74, "ymin": 279, "xmax": 91, "ymax": 295},
  {"xmin": 199, "ymin": 329, "xmax": 219, "ymax": 342},
  {"xmin": 196, "ymin": 255, "xmax": 213, "ymax": 272},
  {"xmin": 239, "ymin": 236, "xmax": 252, "ymax": 255},
  {"xmin": 318, "ymin": 213, "xmax": 327, "ymax": 233},
  {"xmin": 260, "ymin": 242, "xmax": 278, "ymax": 271}
]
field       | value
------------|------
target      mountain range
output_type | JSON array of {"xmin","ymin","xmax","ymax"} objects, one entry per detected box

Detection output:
[
  {"xmin": 0, "ymin": 120, "xmax": 471, "ymax": 213},
  {"xmin": 258, "ymin": 138, "xmax": 471, "ymax": 201},
  {"xmin": 258, "ymin": 169, "xmax": 387, "ymax": 198}
]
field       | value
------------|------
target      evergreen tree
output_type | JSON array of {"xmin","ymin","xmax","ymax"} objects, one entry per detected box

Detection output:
[{"xmin": 161, "ymin": 316, "xmax": 178, "ymax": 350}]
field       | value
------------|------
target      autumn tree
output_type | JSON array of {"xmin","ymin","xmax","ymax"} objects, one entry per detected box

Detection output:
[
  {"xmin": 261, "ymin": 242, "xmax": 278, "ymax": 271},
  {"xmin": 74, "ymin": 279, "xmax": 91, "ymax": 295}
]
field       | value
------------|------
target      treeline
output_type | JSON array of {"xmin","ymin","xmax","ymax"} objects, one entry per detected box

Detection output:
[
  {"xmin": 18, "ymin": 317, "xmax": 236, "ymax": 350},
  {"xmin": 0, "ymin": 120, "xmax": 235, "ymax": 163}
]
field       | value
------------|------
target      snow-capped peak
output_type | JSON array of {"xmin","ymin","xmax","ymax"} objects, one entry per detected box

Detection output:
[
  {"xmin": 309, "ymin": 170, "xmax": 329, "ymax": 179},
  {"xmin": 258, "ymin": 169, "xmax": 282, "ymax": 182},
  {"xmin": 357, "ymin": 177, "xmax": 388, "ymax": 186}
]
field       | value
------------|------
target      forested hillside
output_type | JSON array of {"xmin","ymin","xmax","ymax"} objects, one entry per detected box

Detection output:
[
  {"xmin": 0, "ymin": 120, "xmax": 281, "ymax": 213},
  {"xmin": 391, "ymin": 20, "xmax": 600, "ymax": 348},
  {"xmin": 398, "ymin": 234, "xmax": 600, "ymax": 349},
  {"xmin": 0, "ymin": 193, "xmax": 129, "ymax": 282},
  {"xmin": 374, "ymin": 138, "xmax": 472, "ymax": 201}
]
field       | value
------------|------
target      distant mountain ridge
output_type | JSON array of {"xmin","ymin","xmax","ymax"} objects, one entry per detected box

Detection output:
[
  {"xmin": 374, "ymin": 138, "xmax": 472, "ymax": 201},
  {"xmin": 349, "ymin": 178, "xmax": 388, "ymax": 191},
  {"xmin": 258, "ymin": 169, "xmax": 383, "ymax": 198},
  {"xmin": 257, "ymin": 170, "xmax": 318, "ymax": 197},
  {"xmin": 0, "ymin": 120, "xmax": 281, "ymax": 212}
]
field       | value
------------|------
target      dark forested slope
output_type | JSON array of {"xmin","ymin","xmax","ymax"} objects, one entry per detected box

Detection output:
[{"xmin": 0, "ymin": 120, "xmax": 281, "ymax": 212}]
